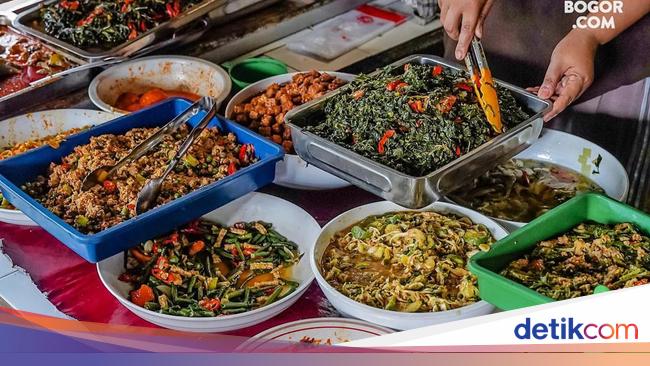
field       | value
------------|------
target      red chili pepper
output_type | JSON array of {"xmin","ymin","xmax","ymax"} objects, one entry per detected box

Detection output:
[
  {"xmin": 435, "ymin": 95, "xmax": 457, "ymax": 114},
  {"xmin": 228, "ymin": 161, "xmax": 237, "ymax": 175},
  {"xmin": 377, "ymin": 129, "xmax": 396, "ymax": 154},
  {"xmin": 60, "ymin": 162, "xmax": 71, "ymax": 171},
  {"xmin": 127, "ymin": 22, "xmax": 138, "ymax": 40},
  {"xmin": 77, "ymin": 7, "xmax": 103, "ymax": 26},
  {"xmin": 173, "ymin": 0, "xmax": 182, "ymax": 16},
  {"xmin": 151, "ymin": 242, "xmax": 160, "ymax": 254},
  {"xmin": 152, "ymin": 268, "xmax": 177, "ymax": 285},
  {"xmin": 230, "ymin": 247, "xmax": 238, "ymax": 257},
  {"xmin": 162, "ymin": 232, "xmax": 179, "ymax": 245},
  {"xmin": 127, "ymin": 203, "xmax": 135, "ymax": 210},
  {"xmin": 156, "ymin": 256, "xmax": 169, "ymax": 270},
  {"xmin": 243, "ymin": 247, "xmax": 256, "ymax": 256},
  {"xmin": 386, "ymin": 79, "xmax": 404, "ymax": 91},
  {"xmin": 432, "ymin": 65, "xmax": 443, "ymax": 76},
  {"xmin": 103, "ymin": 179, "xmax": 117, "ymax": 193},
  {"xmin": 60, "ymin": 0, "xmax": 80, "ymax": 11},
  {"xmin": 455, "ymin": 145, "xmax": 461, "ymax": 157},
  {"xmin": 199, "ymin": 298, "xmax": 221, "ymax": 311},
  {"xmin": 633, "ymin": 279, "xmax": 648, "ymax": 286},
  {"xmin": 139, "ymin": 20, "xmax": 148, "ymax": 32},
  {"xmin": 408, "ymin": 99, "xmax": 425, "ymax": 113},
  {"xmin": 456, "ymin": 82, "xmax": 473, "ymax": 92},
  {"xmin": 130, "ymin": 284, "xmax": 155, "ymax": 307},
  {"xmin": 239, "ymin": 145, "xmax": 248, "ymax": 162},
  {"xmin": 165, "ymin": 3, "xmax": 175, "ymax": 18}
]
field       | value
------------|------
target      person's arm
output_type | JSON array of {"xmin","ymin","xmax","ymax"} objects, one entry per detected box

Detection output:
[
  {"xmin": 534, "ymin": 0, "xmax": 650, "ymax": 121},
  {"xmin": 438, "ymin": 0, "xmax": 495, "ymax": 60}
]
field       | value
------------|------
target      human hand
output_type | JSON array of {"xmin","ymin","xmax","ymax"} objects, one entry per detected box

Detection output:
[
  {"xmin": 528, "ymin": 30, "xmax": 598, "ymax": 121},
  {"xmin": 438, "ymin": 0, "xmax": 495, "ymax": 60}
]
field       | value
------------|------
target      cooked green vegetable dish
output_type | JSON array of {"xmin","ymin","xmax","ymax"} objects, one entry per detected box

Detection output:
[
  {"xmin": 502, "ymin": 222, "xmax": 650, "ymax": 300},
  {"xmin": 41, "ymin": 0, "xmax": 203, "ymax": 50},
  {"xmin": 121, "ymin": 219, "xmax": 301, "ymax": 317},
  {"xmin": 321, "ymin": 211, "xmax": 496, "ymax": 312},
  {"xmin": 450, "ymin": 159, "xmax": 604, "ymax": 222},
  {"xmin": 306, "ymin": 63, "xmax": 531, "ymax": 176}
]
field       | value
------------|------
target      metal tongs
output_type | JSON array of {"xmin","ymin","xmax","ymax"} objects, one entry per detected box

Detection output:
[
  {"xmin": 80, "ymin": 97, "xmax": 217, "ymax": 214},
  {"xmin": 464, "ymin": 37, "xmax": 502, "ymax": 133}
]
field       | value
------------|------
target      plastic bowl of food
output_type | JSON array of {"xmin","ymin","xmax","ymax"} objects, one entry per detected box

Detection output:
[
  {"xmin": 89, "ymin": 55, "xmax": 231, "ymax": 114},
  {"xmin": 311, "ymin": 200, "xmax": 508, "ymax": 330},
  {"xmin": 97, "ymin": 192, "xmax": 321, "ymax": 332},
  {"xmin": 225, "ymin": 71, "xmax": 355, "ymax": 190},
  {"xmin": 0, "ymin": 109, "xmax": 118, "ymax": 226},
  {"xmin": 446, "ymin": 129, "xmax": 629, "ymax": 232}
]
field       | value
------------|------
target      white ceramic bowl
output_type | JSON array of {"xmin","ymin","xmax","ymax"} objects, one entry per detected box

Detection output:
[
  {"xmin": 448, "ymin": 128, "xmax": 629, "ymax": 232},
  {"xmin": 89, "ymin": 55, "xmax": 231, "ymax": 114},
  {"xmin": 312, "ymin": 201, "xmax": 508, "ymax": 330},
  {"xmin": 97, "ymin": 192, "xmax": 321, "ymax": 333},
  {"xmin": 225, "ymin": 72, "xmax": 355, "ymax": 190},
  {"xmin": 0, "ymin": 109, "xmax": 119, "ymax": 226}
]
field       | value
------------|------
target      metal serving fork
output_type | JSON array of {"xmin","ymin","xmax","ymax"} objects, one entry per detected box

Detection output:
[
  {"xmin": 135, "ymin": 97, "xmax": 217, "ymax": 215},
  {"xmin": 81, "ymin": 97, "xmax": 215, "ymax": 191}
]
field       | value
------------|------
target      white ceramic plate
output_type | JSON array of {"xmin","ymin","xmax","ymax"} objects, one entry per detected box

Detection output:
[
  {"xmin": 97, "ymin": 192, "xmax": 321, "ymax": 333},
  {"xmin": 225, "ymin": 72, "xmax": 355, "ymax": 190},
  {"xmin": 312, "ymin": 201, "xmax": 507, "ymax": 331},
  {"xmin": 0, "ymin": 109, "xmax": 119, "ymax": 226},
  {"xmin": 89, "ymin": 55, "xmax": 231, "ymax": 114},
  {"xmin": 238, "ymin": 317, "xmax": 393, "ymax": 351},
  {"xmin": 448, "ymin": 128, "xmax": 629, "ymax": 232}
]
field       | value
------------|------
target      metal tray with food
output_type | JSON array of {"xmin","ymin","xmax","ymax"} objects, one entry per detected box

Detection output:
[
  {"xmin": 285, "ymin": 55, "xmax": 551, "ymax": 208},
  {"xmin": 12, "ymin": 0, "xmax": 227, "ymax": 62},
  {"xmin": 0, "ymin": 12, "xmax": 92, "ymax": 117},
  {"xmin": 0, "ymin": 98, "xmax": 284, "ymax": 263}
]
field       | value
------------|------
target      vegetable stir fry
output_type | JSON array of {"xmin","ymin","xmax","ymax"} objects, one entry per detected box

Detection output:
[
  {"xmin": 41, "ymin": 0, "xmax": 203, "ymax": 50},
  {"xmin": 121, "ymin": 220, "xmax": 301, "ymax": 317},
  {"xmin": 307, "ymin": 64, "xmax": 531, "ymax": 176},
  {"xmin": 450, "ymin": 159, "xmax": 604, "ymax": 222},
  {"xmin": 321, "ymin": 211, "xmax": 496, "ymax": 312},
  {"xmin": 502, "ymin": 222, "xmax": 650, "ymax": 300}
]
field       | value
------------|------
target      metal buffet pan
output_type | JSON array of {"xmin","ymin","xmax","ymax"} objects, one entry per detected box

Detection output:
[
  {"xmin": 286, "ymin": 54, "xmax": 552, "ymax": 209},
  {"xmin": 0, "ymin": 12, "xmax": 91, "ymax": 117},
  {"xmin": 12, "ymin": 0, "xmax": 228, "ymax": 63}
]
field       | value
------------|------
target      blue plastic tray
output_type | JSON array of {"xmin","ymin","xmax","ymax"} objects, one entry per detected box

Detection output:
[{"xmin": 0, "ymin": 98, "xmax": 284, "ymax": 262}]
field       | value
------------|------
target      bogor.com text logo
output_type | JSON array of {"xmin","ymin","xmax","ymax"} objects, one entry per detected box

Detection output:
[{"xmin": 565, "ymin": 1, "xmax": 622, "ymax": 29}]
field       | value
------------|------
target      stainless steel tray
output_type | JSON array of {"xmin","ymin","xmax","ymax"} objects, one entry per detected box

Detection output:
[
  {"xmin": 286, "ymin": 54, "xmax": 552, "ymax": 208},
  {"xmin": 12, "ymin": 0, "xmax": 228, "ymax": 62},
  {"xmin": 0, "ymin": 12, "xmax": 93, "ymax": 118}
]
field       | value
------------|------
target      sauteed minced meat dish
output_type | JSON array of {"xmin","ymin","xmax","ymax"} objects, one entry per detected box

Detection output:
[
  {"xmin": 502, "ymin": 222, "xmax": 650, "ymax": 300},
  {"xmin": 23, "ymin": 125, "xmax": 257, "ymax": 233}
]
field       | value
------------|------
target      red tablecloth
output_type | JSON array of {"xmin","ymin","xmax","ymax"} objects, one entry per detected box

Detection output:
[{"xmin": 0, "ymin": 185, "xmax": 379, "ymax": 336}]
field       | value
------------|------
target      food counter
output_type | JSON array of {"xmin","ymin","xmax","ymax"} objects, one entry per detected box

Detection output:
[{"xmin": 0, "ymin": 0, "xmax": 648, "ymax": 347}]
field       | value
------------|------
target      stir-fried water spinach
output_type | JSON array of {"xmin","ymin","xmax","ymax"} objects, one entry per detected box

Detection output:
[
  {"xmin": 40, "ymin": 0, "xmax": 203, "ymax": 50},
  {"xmin": 502, "ymin": 222, "xmax": 650, "ymax": 300},
  {"xmin": 121, "ymin": 220, "xmax": 301, "ymax": 317},
  {"xmin": 307, "ymin": 64, "xmax": 531, "ymax": 176}
]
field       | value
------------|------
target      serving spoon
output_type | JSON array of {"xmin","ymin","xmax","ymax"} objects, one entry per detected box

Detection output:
[
  {"xmin": 135, "ymin": 96, "xmax": 217, "ymax": 215},
  {"xmin": 81, "ymin": 97, "xmax": 213, "ymax": 191}
]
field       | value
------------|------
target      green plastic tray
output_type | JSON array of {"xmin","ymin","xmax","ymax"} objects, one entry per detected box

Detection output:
[{"xmin": 468, "ymin": 193, "xmax": 650, "ymax": 310}]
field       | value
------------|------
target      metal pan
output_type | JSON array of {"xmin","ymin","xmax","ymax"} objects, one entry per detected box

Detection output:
[
  {"xmin": 285, "ymin": 54, "xmax": 552, "ymax": 209},
  {"xmin": 0, "ymin": 12, "xmax": 92, "ymax": 118},
  {"xmin": 12, "ymin": 0, "xmax": 228, "ymax": 62}
]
